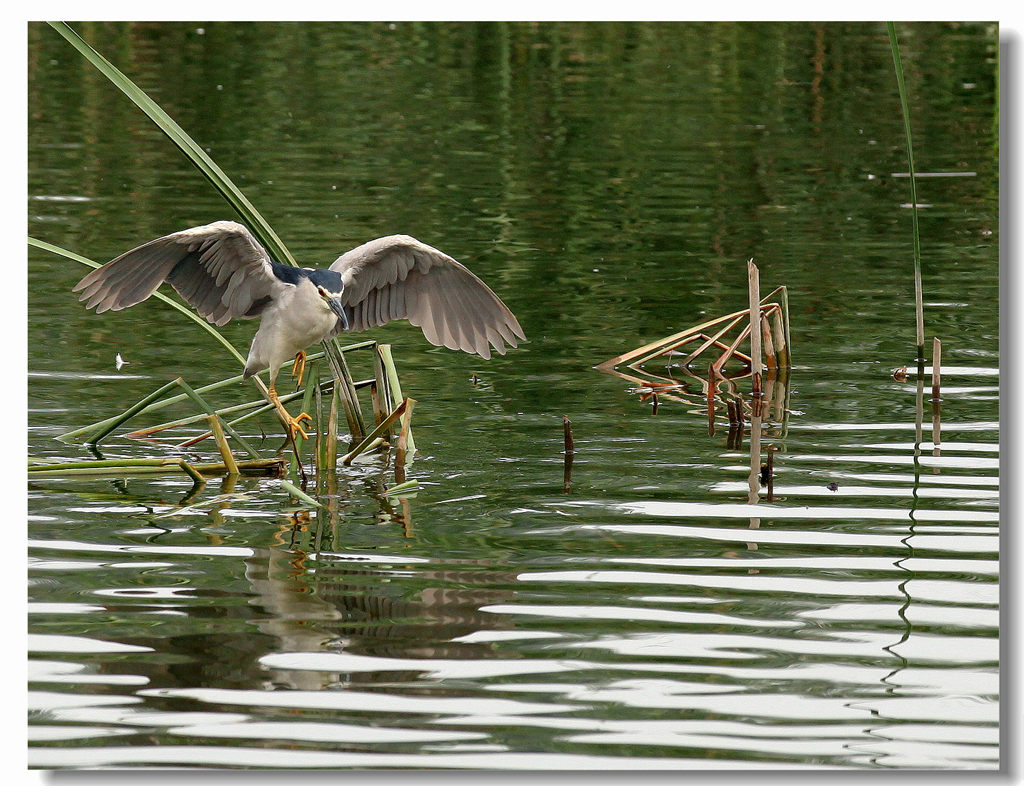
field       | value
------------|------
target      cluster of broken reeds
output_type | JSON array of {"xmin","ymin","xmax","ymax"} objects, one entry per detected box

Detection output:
[
  {"xmin": 597, "ymin": 260, "xmax": 791, "ymax": 436},
  {"xmin": 27, "ymin": 23, "xmax": 419, "ymax": 508},
  {"xmin": 592, "ymin": 260, "xmax": 792, "ymax": 501}
]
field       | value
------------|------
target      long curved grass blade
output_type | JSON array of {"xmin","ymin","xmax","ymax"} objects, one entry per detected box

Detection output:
[
  {"xmin": 46, "ymin": 21, "xmax": 297, "ymax": 268},
  {"xmin": 29, "ymin": 236, "xmax": 246, "ymax": 367},
  {"xmin": 887, "ymin": 22, "xmax": 925, "ymax": 363}
]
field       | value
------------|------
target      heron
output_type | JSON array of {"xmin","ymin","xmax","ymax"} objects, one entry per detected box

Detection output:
[{"xmin": 74, "ymin": 221, "xmax": 525, "ymax": 437}]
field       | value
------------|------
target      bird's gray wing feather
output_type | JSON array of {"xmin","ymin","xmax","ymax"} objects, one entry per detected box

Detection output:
[
  {"xmin": 73, "ymin": 221, "xmax": 282, "ymax": 326},
  {"xmin": 328, "ymin": 235, "xmax": 524, "ymax": 359}
]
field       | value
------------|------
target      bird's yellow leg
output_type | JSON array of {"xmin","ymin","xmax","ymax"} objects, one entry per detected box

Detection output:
[
  {"xmin": 291, "ymin": 351, "xmax": 307, "ymax": 388},
  {"xmin": 267, "ymin": 382, "xmax": 313, "ymax": 440}
]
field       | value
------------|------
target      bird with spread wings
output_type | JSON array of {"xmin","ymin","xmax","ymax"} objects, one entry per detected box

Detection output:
[{"xmin": 74, "ymin": 221, "xmax": 525, "ymax": 438}]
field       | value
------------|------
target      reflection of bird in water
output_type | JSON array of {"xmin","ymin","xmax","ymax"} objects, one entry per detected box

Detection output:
[
  {"xmin": 75, "ymin": 221, "xmax": 525, "ymax": 437},
  {"xmin": 243, "ymin": 543, "xmax": 518, "ymax": 690}
]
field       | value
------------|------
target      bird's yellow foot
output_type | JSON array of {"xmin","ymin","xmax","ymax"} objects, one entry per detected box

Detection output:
[
  {"xmin": 268, "ymin": 383, "xmax": 313, "ymax": 440},
  {"xmin": 286, "ymin": 412, "xmax": 314, "ymax": 440},
  {"xmin": 291, "ymin": 351, "xmax": 307, "ymax": 388}
]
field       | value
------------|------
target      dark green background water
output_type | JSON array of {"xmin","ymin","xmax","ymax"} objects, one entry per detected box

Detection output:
[{"xmin": 28, "ymin": 22, "xmax": 998, "ymax": 769}]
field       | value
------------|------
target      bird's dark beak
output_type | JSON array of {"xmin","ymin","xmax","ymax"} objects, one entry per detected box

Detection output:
[{"xmin": 329, "ymin": 297, "xmax": 349, "ymax": 331}]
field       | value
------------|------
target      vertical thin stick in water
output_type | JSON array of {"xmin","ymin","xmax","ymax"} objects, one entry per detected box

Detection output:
[
  {"xmin": 325, "ymin": 378, "xmax": 340, "ymax": 470},
  {"xmin": 912, "ymin": 370, "xmax": 925, "ymax": 506},
  {"xmin": 932, "ymin": 337, "xmax": 942, "ymax": 454},
  {"xmin": 747, "ymin": 260, "xmax": 762, "ymax": 397},
  {"xmin": 887, "ymin": 21, "xmax": 926, "ymax": 365},
  {"xmin": 562, "ymin": 415, "xmax": 575, "ymax": 455},
  {"xmin": 562, "ymin": 415, "xmax": 575, "ymax": 494},
  {"xmin": 747, "ymin": 413, "xmax": 762, "ymax": 505},
  {"xmin": 313, "ymin": 379, "xmax": 323, "ymax": 489},
  {"xmin": 727, "ymin": 399, "xmax": 743, "ymax": 450},
  {"xmin": 707, "ymin": 363, "xmax": 717, "ymax": 436}
]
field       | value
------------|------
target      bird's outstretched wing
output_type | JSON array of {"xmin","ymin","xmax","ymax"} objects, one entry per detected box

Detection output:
[
  {"xmin": 73, "ymin": 221, "xmax": 282, "ymax": 326},
  {"xmin": 329, "ymin": 235, "xmax": 525, "ymax": 359}
]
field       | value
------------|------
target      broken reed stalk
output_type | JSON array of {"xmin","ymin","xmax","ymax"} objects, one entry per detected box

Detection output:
[
  {"xmin": 313, "ymin": 376, "xmax": 324, "ymax": 481},
  {"xmin": 765, "ymin": 285, "xmax": 792, "ymax": 367},
  {"xmin": 761, "ymin": 313, "xmax": 776, "ymax": 370},
  {"xmin": 394, "ymin": 398, "xmax": 417, "ymax": 484},
  {"xmin": 324, "ymin": 377, "xmax": 340, "ymax": 470},
  {"xmin": 747, "ymin": 259, "xmax": 762, "ymax": 377},
  {"xmin": 379, "ymin": 344, "xmax": 415, "ymax": 460},
  {"xmin": 706, "ymin": 364, "xmax": 717, "ymax": 405},
  {"xmin": 323, "ymin": 341, "xmax": 366, "ymax": 441},
  {"xmin": 771, "ymin": 300, "xmax": 789, "ymax": 368},
  {"xmin": 563, "ymin": 415, "xmax": 575, "ymax": 454},
  {"xmin": 341, "ymin": 397, "xmax": 410, "ymax": 465},
  {"xmin": 887, "ymin": 21, "xmax": 926, "ymax": 365},
  {"xmin": 206, "ymin": 414, "xmax": 238, "ymax": 475},
  {"xmin": 371, "ymin": 347, "xmax": 391, "ymax": 429}
]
